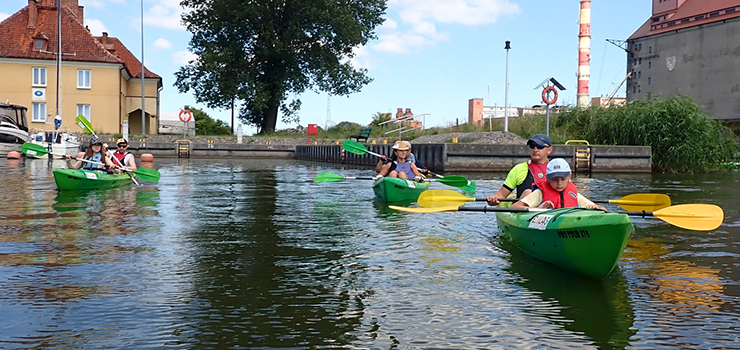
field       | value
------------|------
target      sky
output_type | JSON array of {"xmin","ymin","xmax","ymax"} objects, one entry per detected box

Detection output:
[{"xmin": 2, "ymin": 0, "xmax": 653, "ymax": 136}]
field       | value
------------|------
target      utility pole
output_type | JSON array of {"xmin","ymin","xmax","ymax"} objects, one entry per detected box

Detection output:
[{"xmin": 504, "ymin": 40, "xmax": 511, "ymax": 132}]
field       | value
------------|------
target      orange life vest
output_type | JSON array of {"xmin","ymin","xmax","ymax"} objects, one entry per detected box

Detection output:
[{"xmin": 539, "ymin": 181, "xmax": 579, "ymax": 208}]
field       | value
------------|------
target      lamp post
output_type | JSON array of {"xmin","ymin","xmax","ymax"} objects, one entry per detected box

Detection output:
[
  {"xmin": 504, "ymin": 40, "xmax": 511, "ymax": 132},
  {"xmin": 141, "ymin": 0, "xmax": 146, "ymax": 134}
]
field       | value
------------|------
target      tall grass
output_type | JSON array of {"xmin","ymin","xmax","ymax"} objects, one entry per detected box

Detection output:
[{"xmin": 554, "ymin": 96, "xmax": 739, "ymax": 172}]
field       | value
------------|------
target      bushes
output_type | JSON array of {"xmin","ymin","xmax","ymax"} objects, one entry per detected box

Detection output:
[{"xmin": 555, "ymin": 96, "xmax": 739, "ymax": 172}]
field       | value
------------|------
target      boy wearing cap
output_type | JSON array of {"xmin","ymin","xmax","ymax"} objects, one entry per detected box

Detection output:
[
  {"xmin": 487, "ymin": 133, "xmax": 553, "ymax": 205},
  {"xmin": 110, "ymin": 138, "xmax": 137, "ymax": 170},
  {"xmin": 511, "ymin": 158, "xmax": 606, "ymax": 210}
]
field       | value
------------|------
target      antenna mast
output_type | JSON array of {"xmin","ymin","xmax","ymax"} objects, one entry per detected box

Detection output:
[{"xmin": 325, "ymin": 94, "xmax": 331, "ymax": 129}]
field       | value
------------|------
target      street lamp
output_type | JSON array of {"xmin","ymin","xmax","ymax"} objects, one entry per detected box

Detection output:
[{"xmin": 504, "ymin": 40, "xmax": 511, "ymax": 132}]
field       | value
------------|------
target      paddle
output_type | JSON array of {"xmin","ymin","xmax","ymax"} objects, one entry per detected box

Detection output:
[
  {"xmin": 75, "ymin": 114, "xmax": 141, "ymax": 185},
  {"xmin": 22, "ymin": 143, "xmax": 161, "ymax": 182},
  {"xmin": 417, "ymin": 189, "xmax": 671, "ymax": 211},
  {"xmin": 343, "ymin": 140, "xmax": 477, "ymax": 191},
  {"xmin": 388, "ymin": 204, "xmax": 724, "ymax": 231},
  {"xmin": 313, "ymin": 172, "xmax": 375, "ymax": 183}
]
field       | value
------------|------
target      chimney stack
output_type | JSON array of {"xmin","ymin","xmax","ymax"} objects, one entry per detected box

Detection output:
[
  {"xmin": 27, "ymin": 0, "xmax": 38, "ymax": 28},
  {"xmin": 576, "ymin": 0, "xmax": 591, "ymax": 107}
]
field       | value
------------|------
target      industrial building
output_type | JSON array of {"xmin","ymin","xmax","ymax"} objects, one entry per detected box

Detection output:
[{"xmin": 627, "ymin": 0, "xmax": 740, "ymax": 123}]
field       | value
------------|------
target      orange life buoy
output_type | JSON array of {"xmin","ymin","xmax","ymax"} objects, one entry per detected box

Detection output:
[
  {"xmin": 542, "ymin": 86, "xmax": 558, "ymax": 105},
  {"xmin": 179, "ymin": 109, "xmax": 193, "ymax": 123}
]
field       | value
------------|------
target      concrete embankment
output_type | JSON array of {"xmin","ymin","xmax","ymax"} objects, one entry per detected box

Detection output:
[{"xmin": 86, "ymin": 134, "xmax": 652, "ymax": 172}]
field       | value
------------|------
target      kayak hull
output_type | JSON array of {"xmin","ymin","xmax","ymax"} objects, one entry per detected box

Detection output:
[
  {"xmin": 53, "ymin": 168, "xmax": 135, "ymax": 191},
  {"xmin": 496, "ymin": 207, "xmax": 634, "ymax": 279},
  {"xmin": 372, "ymin": 176, "xmax": 430, "ymax": 202}
]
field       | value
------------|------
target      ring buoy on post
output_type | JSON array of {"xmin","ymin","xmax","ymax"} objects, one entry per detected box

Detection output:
[
  {"xmin": 542, "ymin": 86, "xmax": 558, "ymax": 105},
  {"xmin": 179, "ymin": 109, "xmax": 193, "ymax": 123}
]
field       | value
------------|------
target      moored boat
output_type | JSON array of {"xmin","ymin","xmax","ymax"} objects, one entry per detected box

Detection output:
[
  {"xmin": 53, "ymin": 168, "xmax": 136, "ymax": 191},
  {"xmin": 0, "ymin": 103, "xmax": 31, "ymax": 153},
  {"xmin": 372, "ymin": 176, "xmax": 431, "ymax": 202},
  {"xmin": 26, "ymin": 129, "xmax": 80, "ymax": 159},
  {"xmin": 495, "ymin": 206, "xmax": 634, "ymax": 279}
]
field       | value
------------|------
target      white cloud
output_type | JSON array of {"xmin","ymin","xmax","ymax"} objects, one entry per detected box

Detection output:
[
  {"xmin": 80, "ymin": 0, "xmax": 126, "ymax": 7},
  {"xmin": 84, "ymin": 18, "xmax": 109, "ymax": 36},
  {"xmin": 371, "ymin": 0, "xmax": 520, "ymax": 55},
  {"xmin": 152, "ymin": 38, "xmax": 173, "ymax": 50},
  {"xmin": 0, "ymin": 12, "xmax": 10, "ymax": 22},
  {"xmin": 144, "ymin": 0, "xmax": 185, "ymax": 30},
  {"xmin": 350, "ymin": 45, "xmax": 378, "ymax": 70},
  {"xmin": 171, "ymin": 50, "xmax": 198, "ymax": 66}
]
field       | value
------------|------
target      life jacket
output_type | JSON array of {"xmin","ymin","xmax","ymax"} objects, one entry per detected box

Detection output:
[
  {"xmin": 539, "ymin": 181, "xmax": 579, "ymax": 208},
  {"xmin": 111, "ymin": 151, "xmax": 131, "ymax": 166},
  {"xmin": 393, "ymin": 161, "xmax": 415, "ymax": 179},
  {"xmin": 528, "ymin": 160, "xmax": 548, "ymax": 190},
  {"xmin": 83, "ymin": 152, "xmax": 104, "ymax": 171}
]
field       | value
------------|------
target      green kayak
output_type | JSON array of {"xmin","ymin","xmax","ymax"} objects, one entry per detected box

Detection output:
[
  {"xmin": 372, "ymin": 176, "xmax": 431, "ymax": 202},
  {"xmin": 496, "ymin": 206, "xmax": 634, "ymax": 279},
  {"xmin": 53, "ymin": 168, "xmax": 136, "ymax": 191}
]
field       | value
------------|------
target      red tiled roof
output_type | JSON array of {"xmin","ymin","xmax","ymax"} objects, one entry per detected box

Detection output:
[
  {"xmin": 0, "ymin": 4, "xmax": 121, "ymax": 64},
  {"xmin": 630, "ymin": 0, "xmax": 740, "ymax": 39},
  {"xmin": 94, "ymin": 35, "xmax": 160, "ymax": 79}
]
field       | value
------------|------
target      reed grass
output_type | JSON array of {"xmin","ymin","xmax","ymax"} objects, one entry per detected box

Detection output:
[{"xmin": 554, "ymin": 96, "xmax": 739, "ymax": 172}]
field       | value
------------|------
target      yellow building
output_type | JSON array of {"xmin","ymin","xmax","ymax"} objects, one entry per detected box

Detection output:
[{"xmin": 0, "ymin": 0, "xmax": 162, "ymax": 135}]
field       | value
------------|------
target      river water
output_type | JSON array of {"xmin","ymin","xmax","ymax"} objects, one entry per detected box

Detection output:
[{"xmin": 1, "ymin": 157, "xmax": 739, "ymax": 349}]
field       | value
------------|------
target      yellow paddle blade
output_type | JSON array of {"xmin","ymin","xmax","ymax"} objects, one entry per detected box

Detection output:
[
  {"xmin": 417, "ymin": 190, "xmax": 475, "ymax": 208},
  {"xmin": 388, "ymin": 205, "xmax": 461, "ymax": 213},
  {"xmin": 610, "ymin": 193, "xmax": 671, "ymax": 211},
  {"xmin": 652, "ymin": 204, "xmax": 724, "ymax": 231}
]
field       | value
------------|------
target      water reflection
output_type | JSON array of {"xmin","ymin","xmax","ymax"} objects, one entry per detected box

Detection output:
[{"xmin": 501, "ymin": 239, "xmax": 636, "ymax": 349}]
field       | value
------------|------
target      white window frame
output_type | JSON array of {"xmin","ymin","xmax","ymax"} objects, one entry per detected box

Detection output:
[
  {"xmin": 33, "ymin": 67, "xmax": 47, "ymax": 87},
  {"xmin": 77, "ymin": 69, "xmax": 91, "ymax": 89},
  {"xmin": 77, "ymin": 104, "xmax": 91, "ymax": 121},
  {"xmin": 32, "ymin": 102, "xmax": 47, "ymax": 122}
]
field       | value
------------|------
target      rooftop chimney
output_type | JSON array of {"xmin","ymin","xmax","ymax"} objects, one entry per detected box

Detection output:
[{"xmin": 27, "ymin": 0, "xmax": 38, "ymax": 28}]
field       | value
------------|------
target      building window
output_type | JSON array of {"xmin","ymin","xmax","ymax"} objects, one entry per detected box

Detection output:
[
  {"xmin": 727, "ymin": 8, "xmax": 736, "ymax": 14},
  {"xmin": 77, "ymin": 104, "xmax": 91, "ymax": 121},
  {"xmin": 638, "ymin": 71, "xmax": 641, "ymax": 78},
  {"xmin": 638, "ymin": 86, "xmax": 641, "ymax": 93},
  {"xmin": 33, "ymin": 67, "xmax": 46, "ymax": 87},
  {"xmin": 639, "ymin": 43, "xmax": 642, "ymax": 50},
  {"xmin": 696, "ymin": 15, "xmax": 705, "ymax": 20},
  {"xmin": 710, "ymin": 12, "xmax": 720, "ymax": 17},
  {"xmin": 667, "ymin": 21, "xmax": 676, "ymax": 27},
  {"xmin": 639, "ymin": 58, "xmax": 642, "ymax": 64},
  {"xmin": 633, "ymin": 86, "xmax": 637, "ymax": 93},
  {"xmin": 649, "ymin": 46, "xmax": 652, "ymax": 53},
  {"xmin": 681, "ymin": 18, "xmax": 690, "ymax": 23},
  {"xmin": 35, "ymin": 40, "xmax": 43, "ymax": 49},
  {"xmin": 649, "ymin": 61, "xmax": 652, "ymax": 69},
  {"xmin": 77, "ymin": 69, "xmax": 91, "ymax": 89},
  {"xmin": 32, "ymin": 102, "xmax": 46, "ymax": 122},
  {"xmin": 648, "ymin": 77, "xmax": 651, "ymax": 85}
]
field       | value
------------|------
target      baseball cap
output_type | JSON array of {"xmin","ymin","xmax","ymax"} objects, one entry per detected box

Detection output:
[
  {"xmin": 527, "ymin": 133, "xmax": 552, "ymax": 148},
  {"xmin": 546, "ymin": 158, "xmax": 571, "ymax": 179}
]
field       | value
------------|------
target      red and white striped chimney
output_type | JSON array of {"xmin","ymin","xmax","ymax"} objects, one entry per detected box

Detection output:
[{"xmin": 577, "ymin": 0, "xmax": 591, "ymax": 107}]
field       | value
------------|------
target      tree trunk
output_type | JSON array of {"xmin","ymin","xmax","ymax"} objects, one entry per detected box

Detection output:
[{"xmin": 260, "ymin": 103, "xmax": 279, "ymax": 133}]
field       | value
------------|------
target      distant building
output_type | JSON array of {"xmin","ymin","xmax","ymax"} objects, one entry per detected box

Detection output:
[
  {"xmin": 0, "ymin": 0, "xmax": 162, "ymax": 134},
  {"xmin": 467, "ymin": 98, "xmax": 559, "ymax": 126},
  {"xmin": 394, "ymin": 108, "xmax": 422, "ymax": 128},
  {"xmin": 627, "ymin": 0, "xmax": 740, "ymax": 123},
  {"xmin": 591, "ymin": 96, "xmax": 627, "ymax": 107}
]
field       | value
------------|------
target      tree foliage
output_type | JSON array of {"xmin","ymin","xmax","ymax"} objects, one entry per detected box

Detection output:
[
  {"xmin": 175, "ymin": 0, "xmax": 387, "ymax": 134},
  {"xmin": 184, "ymin": 105, "xmax": 232, "ymax": 136}
]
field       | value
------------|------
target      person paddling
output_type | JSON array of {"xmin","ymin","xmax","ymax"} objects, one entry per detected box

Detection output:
[
  {"xmin": 375, "ymin": 140, "xmax": 428, "ymax": 176},
  {"xmin": 110, "ymin": 138, "xmax": 137, "ymax": 170},
  {"xmin": 65, "ymin": 135, "xmax": 117, "ymax": 173},
  {"xmin": 511, "ymin": 158, "xmax": 606, "ymax": 210},
  {"xmin": 487, "ymin": 133, "xmax": 553, "ymax": 205},
  {"xmin": 376, "ymin": 141, "xmax": 423, "ymax": 181}
]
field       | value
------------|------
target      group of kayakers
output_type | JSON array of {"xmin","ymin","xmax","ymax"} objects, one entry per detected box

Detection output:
[
  {"xmin": 65, "ymin": 136, "xmax": 137, "ymax": 173},
  {"xmin": 377, "ymin": 134, "xmax": 606, "ymax": 211}
]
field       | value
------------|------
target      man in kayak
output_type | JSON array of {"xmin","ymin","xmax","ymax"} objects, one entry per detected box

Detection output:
[
  {"xmin": 486, "ymin": 133, "xmax": 552, "ymax": 205},
  {"xmin": 65, "ymin": 135, "xmax": 117, "ymax": 172},
  {"xmin": 375, "ymin": 141, "xmax": 424, "ymax": 181},
  {"xmin": 511, "ymin": 158, "xmax": 606, "ymax": 210},
  {"xmin": 110, "ymin": 138, "xmax": 137, "ymax": 170}
]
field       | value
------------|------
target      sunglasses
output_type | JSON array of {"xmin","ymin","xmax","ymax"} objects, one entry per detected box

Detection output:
[
  {"xmin": 117, "ymin": 144, "xmax": 127, "ymax": 148},
  {"xmin": 528, "ymin": 143, "xmax": 548, "ymax": 150}
]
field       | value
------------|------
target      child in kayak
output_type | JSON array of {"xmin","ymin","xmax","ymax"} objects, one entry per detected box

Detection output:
[
  {"xmin": 375, "ymin": 141, "xmax": 428, "ymax": 176},
  {"xmin": 511, "ymin": 158, "xmax": 606, "ymax": 210},
  {"xmin": 376, "ymin": 140, "xmax": 424, "ymax": 181},
  {"xmin": 65, "ymin": 135, "xmax": 117, "ymax": 173}
]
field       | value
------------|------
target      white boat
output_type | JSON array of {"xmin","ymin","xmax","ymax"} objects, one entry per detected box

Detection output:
[
  {"xmin": 26, "ymin": 127, "xmax": 81, "ymax": 159},
  {"xmin": 0, "ymin": 103, "xmax": 31, "ymax": 153}
]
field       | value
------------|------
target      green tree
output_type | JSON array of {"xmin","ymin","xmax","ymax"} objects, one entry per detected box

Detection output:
[
  {"xmin": 370, "ymin": 112, "xmax": 391, "ymax": 129},
  {"xmin": 175, "ymin": 0, "xmax": 387, "ymax": 134},
  {"xmin": 185, "ymin": 105, "xmax": 232, "ymax": 136}
]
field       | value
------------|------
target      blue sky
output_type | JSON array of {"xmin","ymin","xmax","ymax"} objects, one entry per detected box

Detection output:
[{"xmin": 2, "ymin": 0, "xmax": 652, "ymax": 135}]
